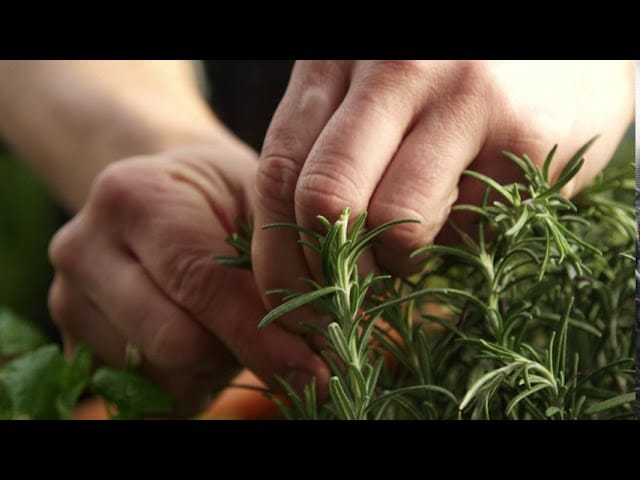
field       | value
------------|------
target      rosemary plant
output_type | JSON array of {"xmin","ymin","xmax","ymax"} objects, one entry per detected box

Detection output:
[{"xmin": 219, "ymin": 139, "xmax": 635, "ymax": 420}]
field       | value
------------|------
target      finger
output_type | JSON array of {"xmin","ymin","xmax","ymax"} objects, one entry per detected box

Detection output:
[
  {"xmin": 369, "ymin": 101, "xmax": 490, "ymax": 275},
  {"xmin": 253, "ymin": 60, "xmax": 351, "ymax": 332},
  {"xmin": 95, "ymin": 249, "xmax": 236, "ymax": 376},
  {"xmin": 48, "ymin": 274, "xmax": 127, "ymax": 366},
  {"xmin": 51, "ymin": 216, "xmax": 235, "ymax": 376},
  {"xmin": 49, "ymin": 275, "xmax": 225, "ymax": 416},
  {"xmin": 125, "ymin": 217, "xmax": 332, "ymax": 398},
  {"xmin": 434, "ymin": 139, "xmax": 526, "ymax": 246},
  {"xmin": 94, "ymin": 163, "xmax": 334, "ymax": 398},
  {"xmin": 294, "ymin": 63, "xmax": 422, "ymax": 280}
]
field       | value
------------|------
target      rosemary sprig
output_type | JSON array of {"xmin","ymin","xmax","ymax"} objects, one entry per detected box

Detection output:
[{"xmin": 218, "ymin": 139, "xmax": 635, "ymax": 420}]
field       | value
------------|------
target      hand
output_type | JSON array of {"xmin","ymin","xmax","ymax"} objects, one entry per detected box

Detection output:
[
  {"xmin": 252, "ymin": 60, "xmax": 634, "ymax": 330},
  {"xmin": 48, "ymin": 141, "xmax": 330, "ymax": 416}
]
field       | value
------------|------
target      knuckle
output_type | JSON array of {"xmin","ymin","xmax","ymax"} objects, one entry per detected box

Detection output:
[
  {"xmin": 48, "ymin": 222, "xmax": 80, "ymax": 271},
  {"xmin": 48, "ymin": 220, "xmax": 94, "ymax": 281},
  {"xmin": 348, "ymin": 81, "xmax": 401, "ymax": 120},
  {"xmin": 298, "ymin": 60, "xmax": 347, "ymax": 85},
  {"xmin": 351, "ymin": 63, "xmax": 427, "ymax": 119},
  {"xmin": 443, "ymin": 61, "xmax": 498, "ymax": 101},
  {"xmin": 89, "ymin": 160, "xmax": 151, "ymax": 221},
  {"xmin": 255, "ymin": 153, "xmax": 301, "ymax": 215},
  {"xmin": 296, "ymin": 157, "xmax": 365, "ymax": 222},
  {"xmin": 373, "ymin": 60, "xmax": 430, "ymax": 78}
]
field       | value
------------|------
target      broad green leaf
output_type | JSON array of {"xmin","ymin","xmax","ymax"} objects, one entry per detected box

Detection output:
[
  {"xmin": 57, "ymin": 344, "xmax": 93, "ymax": 418},
  {"xmin": 0, "ymin": 308, "xmax": 47, "ymax": 357},
  {"xmin": 0, "ymin": 345, "xmax": 67, "ymax": 419},
  {"xmin": 90, "ymin": 367, "xmax": 172, "ymax": 419}
]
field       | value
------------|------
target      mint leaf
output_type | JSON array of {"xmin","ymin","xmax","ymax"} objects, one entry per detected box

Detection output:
[
  {"xmin": 57, "ymin": 344, "xmax": 93, "ymax": 418},
  {"xmin": 90, "ymin": 367, "xmax": 172, "ymax": 419},
  {"xmin": 0, "ymin": 344, "xmax": 67, "ymax": 419},
  {"xmin": 0, "ymin": 308, "xmax": 47, "ymax": 357}
]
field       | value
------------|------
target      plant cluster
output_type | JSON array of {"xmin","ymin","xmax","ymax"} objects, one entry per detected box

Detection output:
[
  {"xmin": 222, "ymin": 139, "xmax": 635, "ymax": 420},
  {"xmin": 0, "ymin": 140, "xmax": 634, "ymax": 420}
]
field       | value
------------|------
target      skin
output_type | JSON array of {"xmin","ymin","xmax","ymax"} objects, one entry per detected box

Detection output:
[
  {"xmin": 0, "ymin": 60, "xmax": 633, "ymax": 416},
  {"xmin": 252, "ymin": 60, "xmax": 635, "ymax": 333},
  {"xmin": 0, "ymin": 61, "xmax": 329, "ymax": 415}
]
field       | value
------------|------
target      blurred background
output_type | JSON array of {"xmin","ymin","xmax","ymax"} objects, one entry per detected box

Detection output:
[{"xmin": 0, "ymin": 60, "xmax": 635, "ymax": 344}]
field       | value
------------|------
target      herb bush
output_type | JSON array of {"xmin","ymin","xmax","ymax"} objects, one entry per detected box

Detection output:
[
  {"xmin": 222, "ymin": 138, "xmax": 635, "ymax": 420},
  {"xmin": 0, "ymin": 140, "xmax": 635, "ymax": 419}
]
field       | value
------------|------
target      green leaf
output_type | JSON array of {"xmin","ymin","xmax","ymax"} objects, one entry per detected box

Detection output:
[
  {"xmin": 411, "ymin": 245, "xmax": 486, "ymax": 271},
  {"xmin": 329, "ymin": 377, "xmax": 356, "ymax": 420},
  {"xmin": 365, "ymin": 287, "xmax": 488, "ymax": 318},
  {"xmin": 214, "ymin": 255, "xmax": 252, "ymax": 270},
  {"xmin": 0, "ymin": 345, "xmax": 67, "ymax": 419},
  {"xmin": 258, "ymin": 286, "xmax": 340, "ymax": 329},
  {"xmin": 347, "ymin": 211, "xmax": 368, "ymax": 243},
  {"xmin": 273, "ymin": 375, "xmax": 307, "ymax": 416},
  {"xmin": 545, "ymin": 406, "xmax": 562, "ymax": 418},
  {"xmin": 369, "ymin": 385, "xmax": 458, "ymax": 412},
  {"xmin": 350, "ymin": 218, "xmax": 420, "ymax": 263},
  {"xmin": 461, "ymin": 170, "xmax": 514, "ymax": 203},
  {"xmin": 584, "ymin": 392, "xmax": 635, "ymax": 415},
  {"xmin": 0, "ymin": 308, "xmax": 47, "ymax": 357},
  {"xmin": 542, "ymin": 144, "xmax": 558, "ymax": 182},
  {"xmin": 327, "ymin": 323, "xmax": 350, "ymax": 362},
  {"xmin": 538, "ymin": 137, "xmax": 597, "ymax": 200},
  {"xmin": 262, "ymin": 222, "xmax": 323, "ymax": 240},
  {"xmin": 505, "ymin": 383, "xmax": 550, "ymax": 416},
  {"xmin": 57, "ymin": 344, "xmax": 93, "ymax": 418},
  {"xmin": 90, "ymin": 367, "xmax": 172, "ymax": 419},
  {"xmin": 459, "ymin": 363, "xmax": 519, "ymax": 412},
  {"xmin": 504, "ymin": 207, "xmax": 530, "ymax": 237}
]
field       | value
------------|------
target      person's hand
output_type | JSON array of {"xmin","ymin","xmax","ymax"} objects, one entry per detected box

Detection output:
[
  {"xmin": 251, "ymin": 60, "xmax": 634, "ymax": 332},
  {"xmin": 48, "ymin": 141, "xmax": 330, "ymax": 416}
]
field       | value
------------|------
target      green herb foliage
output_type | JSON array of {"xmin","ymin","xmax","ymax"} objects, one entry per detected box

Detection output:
[
  {"xmin": 0, "ymin": 310, "xmax": 172, "ymax": 419},
  {"xmin": 0, "ymin": 140, "xmax": 633, "ymax": 420},
  {"xmin": 226, "ymin": 139, "xmax": 635, "ymax": 420}
]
